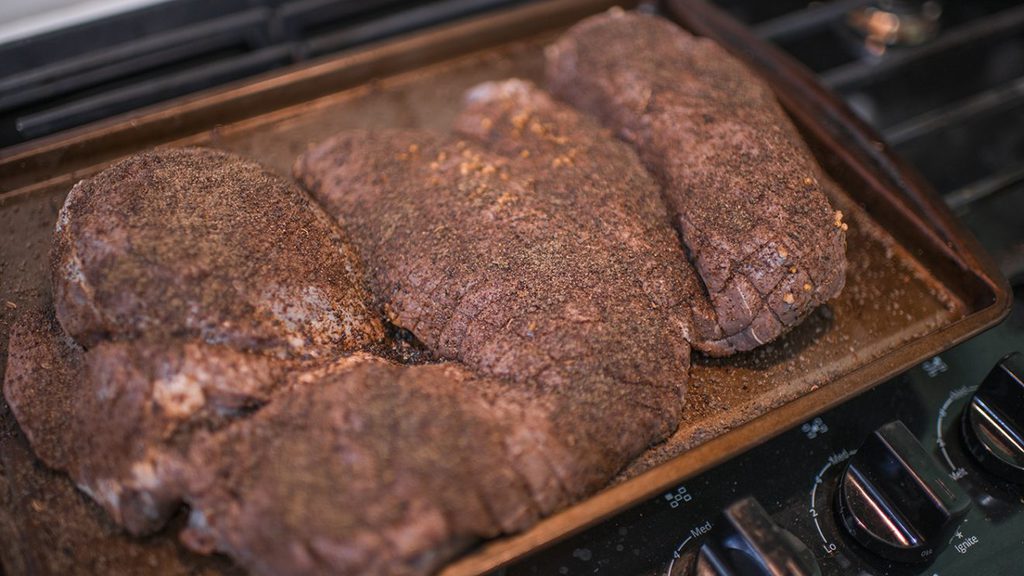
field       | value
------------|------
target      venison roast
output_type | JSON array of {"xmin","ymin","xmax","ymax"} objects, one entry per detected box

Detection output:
[
  {"xmin": 181, "ymin": 355, "xmax": 574, "ymax": 576},
  {"xmin": 546, "ymin": 10, "xmax": 847, "ymax": 355},
  {"xmin": 52, "ymin": 147, "xmax": 385, "ymax": 356},
  {"xmin": 294, "ymin": 87, "xmax": 694, "ymax": 504}
]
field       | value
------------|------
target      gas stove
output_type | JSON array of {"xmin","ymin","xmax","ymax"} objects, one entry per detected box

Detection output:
[
  {"xmin": 1, "ymin": 2, "xmax": 1021, "ymax": 576},
  {"xmin": 494, "ymin": 1, "xmax": 1024, "ymax": 575}
]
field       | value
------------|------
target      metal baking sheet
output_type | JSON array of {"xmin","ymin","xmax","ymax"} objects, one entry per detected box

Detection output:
[{"xmin": 0, "ymin": 1, "xmax": 1009, "ymax": 575}]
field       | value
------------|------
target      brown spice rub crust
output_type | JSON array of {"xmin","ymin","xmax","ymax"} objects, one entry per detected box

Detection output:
[
  {"xmin": 3, "ymin": 308, "xmax": 84, "ymax": 474},
  {"xmin": 52, "ymin": 146, "xmax": 385, "ymax": 358},
  {"xmin": 452, "ymin": 78, "xmax": 722, "ymax": 353},
  {"xmin": 182, "ymin": 357, "xmax": 572, "ymax": 576},
  {"xmin": 546, "ymin": 10, "xmax": 848, "ymax": 355},
  {"xmin": 295, "ymin": 125, "xmax": 691, "ymax": 503},
  {"xmin": 4, "ymin": 306, "xmax": 578, "ymax": 576},
  {"xmin": 3, "ymin": 307, "xmax": 293, "ymax": 535}
]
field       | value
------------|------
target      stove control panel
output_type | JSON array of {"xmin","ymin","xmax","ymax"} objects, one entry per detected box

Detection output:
[{"xmin": 496, "ymin": 300, "xmax": 1024, "ymax": 576}]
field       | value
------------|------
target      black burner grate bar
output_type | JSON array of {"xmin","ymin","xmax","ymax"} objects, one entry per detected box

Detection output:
[
  {"xmin": 274, "ymin": 0, "xmax": 419, "ymax": 41},
  {"xmin": 883, "ymin": 76, "xmax": 1024, "ymax": 147},
  {"xmin": 14, "ymin": 46, "xmax": 292, "ymax": 140},
  {"xmin": 0, "ymin": 9, "xmax": 271, "ymax": 114},
  {"xmin": 0, "ymin": 0, "xmax": 257, "ymax": 77},
  {"xmin": 303, "ymin": 0, "xmax": 525, "ymax": 58},
  {"xmin": 752, "ymin": 0, "xmax": 871, "ymax": 42},
  {"xmin": 945, "ymin": 163, "xmax": 1024, "ymax": 212},
  {"xmin": 821, "ymin": 4, "xmax": 1024, "ymax": 90},
  {"xmin": 893, "ymin": 98, "xmax": 1024, "ymax": 196}
]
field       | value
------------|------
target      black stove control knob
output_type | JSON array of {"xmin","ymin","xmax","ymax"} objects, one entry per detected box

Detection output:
[
  {"xmin": 962, "ymin": 352, "xmax": 1024, "ymax": 483},
  {"xmin": 694, "ymin": 496, "xmax": 820, "ymax": 576},
  {"xmin": 836, "ymin": 420, "xmax": 971, "ymax": 563}
]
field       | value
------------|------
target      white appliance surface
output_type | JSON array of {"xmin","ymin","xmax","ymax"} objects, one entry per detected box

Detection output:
[{"xmin": 0, "ymin": 0, "xmax": 173, "ymax": 46}]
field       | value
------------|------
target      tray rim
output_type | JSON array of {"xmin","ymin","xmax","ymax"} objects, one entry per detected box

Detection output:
[{"xmin": 0, "ymin": 1, "xmax": 1011, "ymax": 575}]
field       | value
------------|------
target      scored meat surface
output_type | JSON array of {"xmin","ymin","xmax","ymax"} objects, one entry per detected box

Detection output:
[
  {"xmin": 546, "ymin": 10, "xmax": 847, "ymax": 355},
  {"xmin": 52, "ymin": 147, "xmax": 385, "ymax": 357},
  {"xmin": 294, "ymin": 101, "xmax": 693, "ymax": 503},
  {"xmin": 182, "ymin": 356, "xmax": 572, "ymax": 576},
  {"xmin": 452, "ymin": 78, "xmax": 722, "ymax": 346}
]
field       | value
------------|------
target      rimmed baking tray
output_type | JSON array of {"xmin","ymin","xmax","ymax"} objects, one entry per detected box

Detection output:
[{"xmin": 0, "ymin": 1, "xmax": 1010, "ymax": 575}]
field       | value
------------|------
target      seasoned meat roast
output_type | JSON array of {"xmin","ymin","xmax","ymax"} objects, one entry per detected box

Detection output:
[
  {"xmin": 52, "ymin": 147, "xmax": 385, "ymax": 356},
  {"xmin": 12, "ymin": 140, "xmax": 683, "ymax": 576},
  {"xmin": 7, "ymin": 308, "xmax": 574, "ymax": 575},
  {"xmin": 3, "ymin": 12, "xmax": 850, "ymax": 576},
  {"xmin": 9, "ymin": 145, "xmax": 391, "ymax": 542},
  {"xmin": 452, "ymin": 78, "xmax": 721, "ymax": 344},
  {"xmin": 294, "ymin": 101, "xmax": 692, "ymax": 502},
  {"xmin": 547, "ymin": 10, "xmax": 847, "ymax": 355},
  {"xmin": 182, "ymin": 356, "xmax": 572, "ymax": 576}
]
